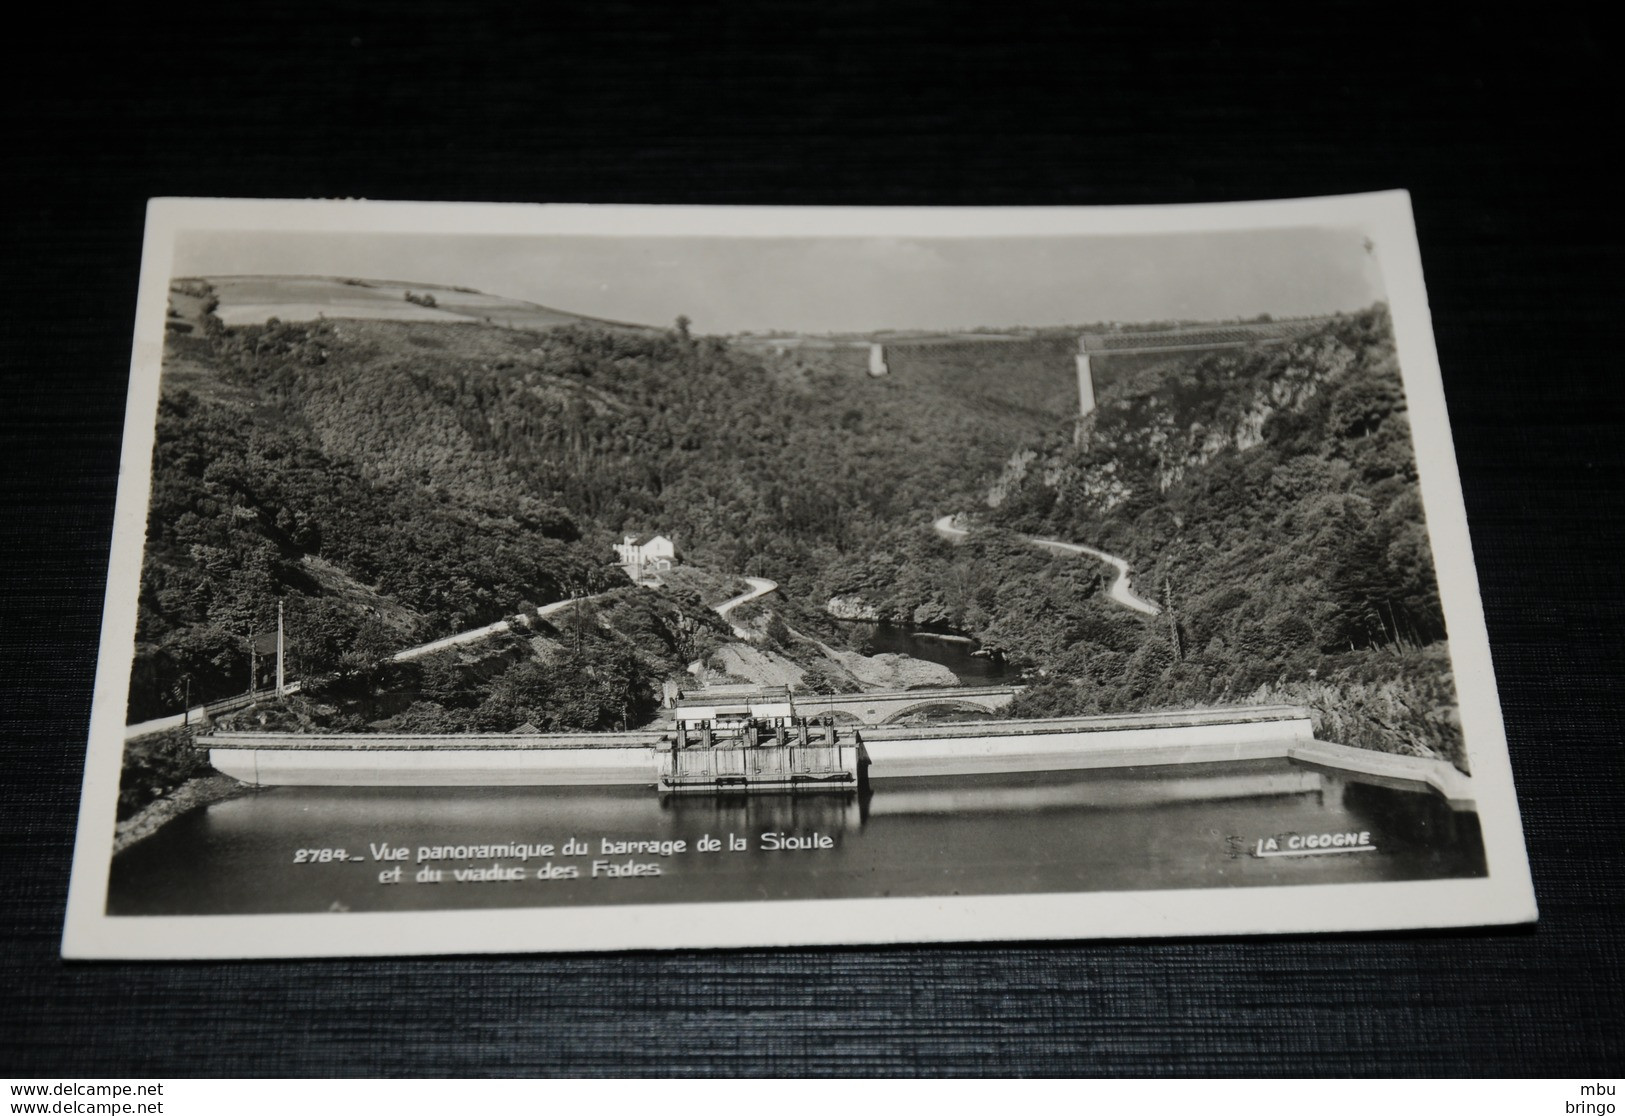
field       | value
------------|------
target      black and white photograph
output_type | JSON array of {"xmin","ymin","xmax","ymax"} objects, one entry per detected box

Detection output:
[{"xmin": 61, "ymin": 195, "xmax": 1536, "ymax": 958}]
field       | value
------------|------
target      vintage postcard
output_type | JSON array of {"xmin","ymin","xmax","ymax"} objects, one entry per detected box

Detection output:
[{"xmin": 63, "ymin": 194, "xmax": 1537, "ymax": 958}]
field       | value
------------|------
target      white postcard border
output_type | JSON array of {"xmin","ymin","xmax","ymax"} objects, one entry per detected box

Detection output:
[{"xmin": 63, "ymin": 192, "xmax": 1537, "ymax": 959}]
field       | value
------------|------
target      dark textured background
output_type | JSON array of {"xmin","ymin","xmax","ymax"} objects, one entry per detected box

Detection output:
[{"xmin": 3, "ymin": 2, "xmax": 1620, "ymax": 1077}]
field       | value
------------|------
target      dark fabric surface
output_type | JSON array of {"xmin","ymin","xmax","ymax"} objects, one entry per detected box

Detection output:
[{"xmin": 2, "ymin": 2, "xmax": 1620, "ymax": 1077}]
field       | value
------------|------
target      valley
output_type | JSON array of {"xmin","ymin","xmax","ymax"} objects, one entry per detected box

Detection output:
[{"xmin": 121, "ymin": 274, "xmax": 1461, "ymax": 823}]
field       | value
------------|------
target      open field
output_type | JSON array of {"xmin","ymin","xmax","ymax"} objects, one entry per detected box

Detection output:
[{"xmin": 195, "ymin": 275, "xmax": 659, "ymax": 331}]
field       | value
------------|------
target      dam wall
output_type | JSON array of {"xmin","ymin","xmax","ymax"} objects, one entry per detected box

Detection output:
[
  {"xmin": 207, "ymin": 730, "xmax": 665, "ymax": 788},
  {"xmin": 858, "ymin": 705, "xmax": 1315, "ymax": 778},
  {"xmin": 210, "ymin": 746, "xmax": 662, "ymax": 787},
  {"xmin": 201, "ymin": 705, "xmax": 1471, "ymax": 805},
  {"xmin": 208, "ymin": 712, "xmax": 1313, "ymax": 788}
]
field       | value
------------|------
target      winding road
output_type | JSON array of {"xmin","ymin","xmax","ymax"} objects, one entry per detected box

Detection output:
[
  {"xmin": 127, "ymin": 575, "xmax": 784, "ymax": 739},
  {"xmin": 389, "ymin": 593, "xmax": 591, "ymax": 665},
  {"xmin": 932, "ymin": 514, "xmax": 1161, "ymax": 616},
  {"xmin": 713, "ymin": 576, "xmax": 780, "ymax": 618},
  {"xmin": 712, "ymin": 576, "xmax": 780, "ymax": 638}
]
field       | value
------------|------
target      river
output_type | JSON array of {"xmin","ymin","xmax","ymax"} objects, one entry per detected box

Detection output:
[
  {"xmin": 842, "ymin": 621, "xmax": 1011, "ymax": 684},
  {"xmin": 106, "ymin": 758, "xmax": 1484, "ymax": 916}
]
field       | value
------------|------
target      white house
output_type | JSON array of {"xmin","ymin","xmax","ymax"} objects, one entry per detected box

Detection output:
[{"xmin": 614, "ymin": 533, "xmax": 678, "ymax": 582}]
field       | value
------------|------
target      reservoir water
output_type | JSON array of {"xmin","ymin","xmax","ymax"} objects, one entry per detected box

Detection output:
[{"xmin": 107, "ymin": 759, "xmax": 1484, "ymax": 917}]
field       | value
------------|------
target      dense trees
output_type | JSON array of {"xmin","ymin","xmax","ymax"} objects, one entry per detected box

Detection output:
[
  {"xmin": 133, "ymin": 305, "xmax": 1073, "ymax": 723},
  {"xmin": 129, "ymin": 330, "xmax": 609, "ymax": 721},
  {"xmin": 963, "ymin": 307, "xmax": 1464, "ymax": 768},
  {"xmin": 272, "ymin": 587, "xmax": 726, "ymax": 736},
  {"xmin": 134, "ymin": 296, "xmax": 1457, "ymax": 768}
]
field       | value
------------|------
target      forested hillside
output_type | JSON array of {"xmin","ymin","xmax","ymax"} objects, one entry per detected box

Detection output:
[
  {"xmin": 135, "ymin": 287, "xmax": 1458, "ymax": 769},
  {"xmin": 131, "ymin": 284, "xmax": 1073, "ymax": 724},
  {"xmin": 953, "ymin": 307, "xmax": 1463, "ymax": 768},
  {"xmin": 132, "ymin": 332, "xmax": 615, "ymax": 721}
]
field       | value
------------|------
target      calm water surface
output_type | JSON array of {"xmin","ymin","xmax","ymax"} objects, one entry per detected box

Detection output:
[
  {"xmin": 107, "ymin": 759, "xmax": 1484, "ymax": 916},
  {"xmin": 845, "ymin": 621, "xmax": 1011, "ymax": 684}
]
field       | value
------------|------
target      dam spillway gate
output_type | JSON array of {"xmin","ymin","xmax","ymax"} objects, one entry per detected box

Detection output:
[
  {"xmin": 659, "ymin": 738, "xmax": 861, "ymax": 795},
  {"xmin": 663, "ymin": 685, "xmax": 861, "ymax": 794}
]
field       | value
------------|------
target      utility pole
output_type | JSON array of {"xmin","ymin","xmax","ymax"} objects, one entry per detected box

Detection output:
[
  {"xmin": 276, "ymin": 600, "xmax": 286, "ymax": 695},
  {"xmin": 1165, "ymin": 577, "xmax": 1184, "ymax": 662},
  {"xmin": 571, "ymin": 583, "xmax": 583, "ymax": 657}
]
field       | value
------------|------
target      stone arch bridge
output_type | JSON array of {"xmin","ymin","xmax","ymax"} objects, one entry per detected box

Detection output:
[{"xmin": 794, "ymin": 685, "xmax": 1022, "ymax": 726}]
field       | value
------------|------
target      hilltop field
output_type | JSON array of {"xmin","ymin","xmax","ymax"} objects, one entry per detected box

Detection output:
[
  {"xmin": 133, "ymin": 279, "xmax": 1461, "ymax": 778},
  {"xmin": 186, "ymin": 274, "xmax": 660, "ymax": 332}
]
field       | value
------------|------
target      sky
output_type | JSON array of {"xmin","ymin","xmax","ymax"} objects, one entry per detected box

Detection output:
[{"xmin": 173, "ymin": 225, "xmax": 1384, "ymax": 335}]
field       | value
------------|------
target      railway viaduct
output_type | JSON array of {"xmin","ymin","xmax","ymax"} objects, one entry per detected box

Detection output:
[{"xmin": 851, "ymin": 317, "xmax": 1338, "ymax": 431}]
